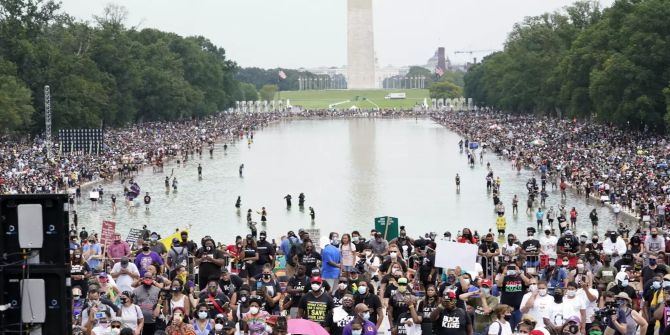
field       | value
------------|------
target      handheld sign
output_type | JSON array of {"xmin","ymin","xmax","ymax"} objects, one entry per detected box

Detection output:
[
  {"xmin": 434, "ymin": 240, "xmax": 478, "ymax": 272},
  {"xmin": 374, "ymin": 216, "xmax": 399, "ymax": 241},
  {"xmin": 100, "ymin": 221, "xmax": 116, "ymax": 246}
]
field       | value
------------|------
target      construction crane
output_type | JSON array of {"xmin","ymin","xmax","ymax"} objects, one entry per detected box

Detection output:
[{"xmin": 454, "ymin": 49, "xmax": 495, "ymax": 65}]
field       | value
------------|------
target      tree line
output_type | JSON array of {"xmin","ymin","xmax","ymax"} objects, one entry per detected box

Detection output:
[
  {"xmin": 0, "ymin": 0, "xmax": 254, "ymax": 134},
  {"xmin": 463, "ymin": 0, "xmax": 670, "ymax": 132}
]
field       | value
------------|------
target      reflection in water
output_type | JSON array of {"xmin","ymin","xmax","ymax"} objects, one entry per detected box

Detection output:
[
  {"xmin": 347, "ymin": 119, "xmax": 377, "ymax": 230},
  {"xmin": 72, "ymin": 119, "xmax": 630, "ymax": 243}
]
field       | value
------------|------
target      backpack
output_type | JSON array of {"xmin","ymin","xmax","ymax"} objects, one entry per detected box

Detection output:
[
  {"xmin": 170, "ymin": 246, "xmax": 189, "ymax": 268},
  {"xmin": 483, "ymin": 320, "xmax": 503, "ymax": 335},
  {"xmin": 287, "ymin": 239, "xmax": 303, "ymax": 266}
]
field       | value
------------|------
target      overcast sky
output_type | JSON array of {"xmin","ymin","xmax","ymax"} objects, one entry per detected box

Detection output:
[{"xmin": 59, "ymin": 0, "xmax": 614, "ymax": 69}]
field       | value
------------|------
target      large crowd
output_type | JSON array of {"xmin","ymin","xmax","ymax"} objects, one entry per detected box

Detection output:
[
  {"xmin": 11, "ymin": 109, "xmax": 670, "ymax": 335},
  {"xmin": 0, "ymin": 112, "xmax": 279, "ymax": 195}
]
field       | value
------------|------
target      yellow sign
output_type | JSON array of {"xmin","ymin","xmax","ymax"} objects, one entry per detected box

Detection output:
[{"xmin": 159, "ymin": 229, "xmax": 189, "ymax": 250}]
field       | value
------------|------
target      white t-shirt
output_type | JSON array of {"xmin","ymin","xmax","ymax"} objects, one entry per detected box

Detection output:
[
  {"xmin": 111, "ymin": 262, "xmax": 140, "ymax": 292},
  {"xmin": 550, "ymin": 296, "xmax": 585, "ymax": 326},
  {"xmin": 540, "ymin": 236, "xmax": 558, "ymax": 258},
  {"xmin": 520, "ymin": 292, "xmax": 555, "ymax": 322},
  {"xmin": 578, "ymin": 288, "xmax": 599, "ymax": 322},
  {"xmin": 120, "ymin": 304, "xmax": 143, "ymax": 330},
  {"xmin": 488, "ymin": 320, "xmax": 513, "ymax": 335}
]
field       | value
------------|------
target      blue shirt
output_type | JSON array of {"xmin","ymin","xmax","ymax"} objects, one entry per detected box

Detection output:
[
  {"xmin": 83, "ymin": 243, "xmax": 101, "ymax": 270},
  {"xmin": 280, "ymin": 237, "xmax": 301, "ymax": 258},
  {"xmin": 321, "ymin": 244, "xmax": 342, "ymax": 279}
]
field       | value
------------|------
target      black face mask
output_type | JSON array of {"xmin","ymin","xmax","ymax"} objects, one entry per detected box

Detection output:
[
  {"xmin": 652, "ymin": 234, "xmax": 658, "ymax": 238},
  {"xmin": 142, "ymin": 246, "xmax": 150, "ymax": 251},
  {"xmin": 503, "ymin": 315, "xmax": 512, "ymax": 321},
  {"xmin": 554, "ymin": 294, "xmax": 563, "ymax": 304},
  {"xmin": 263, "ymin": 274, "xmax": 271, "ymax": 280}
]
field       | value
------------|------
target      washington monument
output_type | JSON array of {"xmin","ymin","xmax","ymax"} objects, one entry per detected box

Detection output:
[{"xmin": 347, "ymin": 0, "xmax": 376, "ymax": 89}]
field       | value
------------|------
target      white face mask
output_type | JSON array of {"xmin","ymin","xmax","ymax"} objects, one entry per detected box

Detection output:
[
  {"xmin": 538, "ymin": 289, "xmax": 548, "ymax": 296},
  {"xmin": 198, "ymin": 311, "xmax": 208, "ymax": 319},
  {"xmin": 111, "ymin": 329, "xmax": 120, "ymax": 335},
  {"xmin": 311, "ymin": 283, "xmax": 321, "ymax": 291},
  {"xmin": 249, "ymin": 306, "xmax": 260, "ymax": 315},
  {"xmin": 390, "ymin": 252, "xmax": 397, "ymax": 258},
  {"xmin": 214, "ymin": 324, "xmax": 223, "ymax": 331},
  {"xmin": 352, "ymin": 330, "xmax": 363, "ymax": 335},
  {"xmin": 566, "ymin": 290, "xmax": 576, "ymax": 298},
  {"xmin": 339, "ymin": 283, "xmax": 347, "ymax": 290}
]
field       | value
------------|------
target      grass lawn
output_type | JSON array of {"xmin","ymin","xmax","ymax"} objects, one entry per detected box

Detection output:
[{"xmin": 275, "ymin": 89, "xmax": 429, "ymax": 109}]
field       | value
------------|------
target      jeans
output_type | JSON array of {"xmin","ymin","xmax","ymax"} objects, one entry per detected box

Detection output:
[{"xmin": 510, "ymin": 309, "xmax": 522, "ymax": 330}]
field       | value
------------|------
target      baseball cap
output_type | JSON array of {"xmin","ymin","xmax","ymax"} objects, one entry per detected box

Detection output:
[
  {"xmin": 565, "ymin": 230, "xmax": 573, "ymax": 236},
  {"xmin": 480, "ymin": 279, "xmax": 492, "ymax": 287},
  {"xmin": 310, "ymin": 276, "xmax": 322, "ymax": 284},
  {"xmin": 172, "ymin": 238, "xmax": 180, "ymax": 244},
  {"xmin": 222, "ymin": 319, "xmax": 236, "ymax": 329},
  {"xmin": 565, "ymin": 315, "xmax": 581, "ymax": 324},
  {"xmin": 444, "ymin": 291, "xmax": 457, "ymax": 300},
  {"xmin": 120, "ymin": 256, "xmax": 129, "ymax": 266}
]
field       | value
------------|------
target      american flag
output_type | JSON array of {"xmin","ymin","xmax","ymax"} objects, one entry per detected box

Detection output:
[
  {"xmin": 278, "ymin": 70, "xmax": 287, "ymax": 80},
  {"xmin": 435, "ymin": 67, "xmax": 444, "ymax": 77}
]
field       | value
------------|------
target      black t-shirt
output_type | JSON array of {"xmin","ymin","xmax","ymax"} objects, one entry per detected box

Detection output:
[
  {"xmin": 297, "ymin": 250, "xmax": 321, "ymax": 274},
  {"xmin": 195, "ymin": 247, "xmax": 225, "ymax": 281},
  {"xmin": 390, "ymin": 292, "xmax": 412, "ymax": 325},
  {"xmin": 354, "ymin": 293, "xmax": 382, "ymax": 324},
  {"xmin": 384, "ymin": 283, "xmax": 399, "ymax": 299},
  {"xmin": 198, "ymin": 291, "xmax": 231, "ymax": 318},
  {"xmin": 418, "ymin": 298, "xmax": 438, "ymax": 334},
  {"xmin": 642, "ymin": 265, "xmax": 670, "ymax": 289},
  {"xmin": 255, "ymin": 279, "xmax": 281, "ymax": 312},
  {"xmin": 500, "ymin": 275, "xmax": 526, "ymax": 309},
  {"xmin": 71, "ymin": 262, "xmax": 90, "ymax": 293},
  {"xmin": 395, "ymin": 311, "xmax": 414, "ymax": 335},
  {"xmin": 324, "ymin": 307, "xmax": 356, "ymax": 335},
  {"xmin": 218, "ymin": 274, "xmax": 244, "ymax": 298},
  {"xmin": 478, "ymin": 242, "xmax": 499, "ymax": 254},
  {"xmin": 435, "ymin": 307, "xmax": 470, "ymax": 335},
  {"xmin": 557, "ymin": 237, "xmax": 579, "ymax": 253},
  {"xmin": 298, "ymin": 291, "xmax": 334, "ymax": 324},
  {"xmin": 288, "ymin": 275, "xmax": 310, "ymax": 306},
  {"xmin": 521, "ymin": 239, "xmax": 541, "ymax": 254},
  {"xmin": 256, "ymin": 240, "xmax": 275, "ymax": 266}
]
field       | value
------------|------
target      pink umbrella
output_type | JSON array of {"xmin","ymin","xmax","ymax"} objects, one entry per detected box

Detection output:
[{"xmin": 287, "ymin": 318, "xmax": 329, "ymax": 335}]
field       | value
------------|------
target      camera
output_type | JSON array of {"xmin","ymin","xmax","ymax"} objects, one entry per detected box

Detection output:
[{"xmin": 594, "ymin": 301, "xmax": 617, "ymax": 324}]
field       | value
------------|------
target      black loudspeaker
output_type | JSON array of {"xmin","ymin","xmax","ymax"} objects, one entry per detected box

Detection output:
[
  {"xmin": 0, "ymin": 194, "xmax": 71, "ymax": 334},
  {"xmin": 0, "ymin": 194, "xmax": 70, "ymax": 265},
  {"xmin": 0, "ymin": 266, "xmax": 72, "ymax": 335}
]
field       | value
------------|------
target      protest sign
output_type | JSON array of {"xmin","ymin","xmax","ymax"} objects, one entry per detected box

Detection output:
[{"xmin": 434, "ymin": 240, "xmax": 478, "ymax": 272}]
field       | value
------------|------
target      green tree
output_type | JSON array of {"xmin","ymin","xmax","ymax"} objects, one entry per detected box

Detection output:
[
  {"xmin": 240, "ymin": 82, "xmax": 258, "ymax": 101},
  {"xmin": 429, "ymin": 81, "xmax": 463, "ymax": 100},
  {"xmin": 259, "ymin": 84, "xmax": 277, "ymax": 102}
]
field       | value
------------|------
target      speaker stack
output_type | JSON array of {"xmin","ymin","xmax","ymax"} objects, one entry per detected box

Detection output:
[{"xmin": 0, "ymin": 194, "xmax": 71, "ymax": 335}]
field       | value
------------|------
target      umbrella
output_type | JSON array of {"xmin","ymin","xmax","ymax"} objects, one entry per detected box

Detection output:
[
  {"xmin": 530, "ymin": 139, "xmax": 546, "ymax": 146},
  {"xmin": 287, "ymin": 319, "xmax": 329, "ymax": 335}
]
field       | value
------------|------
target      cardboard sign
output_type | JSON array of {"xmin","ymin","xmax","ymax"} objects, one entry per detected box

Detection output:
[
  {"xmin": 126, "ymin": 228, "xmax": 144, "ymax": 244},
  {"xmin": 434, "ymin": 240, "xmax": 478, "ymax": 272},
  {"xmin": 159, "ymin": 229, "xmax": 189, "ymax": 250},
  {"xmin": 100, "ymin": 221, "xmax": 116, "ymax": 246},
  {"xmin": 303, "ymin": 228, "xmax": 321, "ymax": 248}
]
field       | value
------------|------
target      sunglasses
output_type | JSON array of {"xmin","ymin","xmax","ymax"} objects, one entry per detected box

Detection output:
[{"xmin": 111, "ymin": 325, "xmax": 121, "ymax": 329}]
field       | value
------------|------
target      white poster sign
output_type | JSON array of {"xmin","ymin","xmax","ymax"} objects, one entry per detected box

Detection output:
[{"xmin": 435, "ymin": 241, "xmax": 478, "ymax": 272}]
